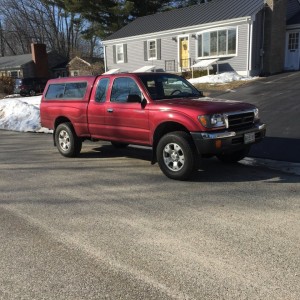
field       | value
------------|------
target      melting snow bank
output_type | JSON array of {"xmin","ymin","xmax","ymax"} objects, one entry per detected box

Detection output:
[
  {"xmin": 0, "ymin": 96, "xmax": 51, "ymax": 133},
  {"xmin": 188, "ymin": 72, "xmax": 257, "ymax": 85},
  {"xmin": 241, "ymin": 157, "xmax": 300, "ymax": 176}
]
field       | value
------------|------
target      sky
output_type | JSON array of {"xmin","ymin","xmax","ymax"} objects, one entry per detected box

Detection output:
[{"xmin": 0, "ymin": 72, "xmax": 255, "ymax": 133}]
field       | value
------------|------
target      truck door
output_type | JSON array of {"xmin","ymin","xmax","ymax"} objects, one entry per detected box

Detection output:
[
  {"xmin": 104, "ymin": 77, "xmax": 150, "ymax": 145},
  {"xmin": 87, "ymin": 77, "xmax": 110, "ymax": 139}
]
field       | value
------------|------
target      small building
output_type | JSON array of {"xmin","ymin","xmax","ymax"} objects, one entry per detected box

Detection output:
[
  {"xmin": 0, "ymin": 43, "xmax": 68, "ymax": 79},
  {"xmin": 103, "ymin": 0, "xmax": 300, "ymax": 76},
  {"xmin": 67, "ymin": 56, "xmax": 104, "ymax": 77}
]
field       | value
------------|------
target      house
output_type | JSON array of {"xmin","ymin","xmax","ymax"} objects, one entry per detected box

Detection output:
[
  {"xmin": 67, "ymin": 56, "xmax": 104, "ymax": 77},
  {"xmin": 0, "ymin": 43, "xmax": 68, "ymax": 79},
  {"xmin": 285, "ymin": 2, "xmax": 300, "ymax": 70},
  {"xmin": 103, "ymin": 0, "xmax": 300, "ymax": 76}
]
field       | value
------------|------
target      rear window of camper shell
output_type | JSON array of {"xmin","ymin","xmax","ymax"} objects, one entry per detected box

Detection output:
[{"xmin": 45, "ymin": 82, "xmax": 88, "ymax": 100}]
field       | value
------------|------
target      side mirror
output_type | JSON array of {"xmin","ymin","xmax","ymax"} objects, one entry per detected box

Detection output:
[{"xmin": 127, "ymin": 94, "xmax": 142, "ymax": 103}]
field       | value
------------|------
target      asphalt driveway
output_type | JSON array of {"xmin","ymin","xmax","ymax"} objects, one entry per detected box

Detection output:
[{"xmin": 215, "ymin": 72, "xmax": 300, "ymax": 163}]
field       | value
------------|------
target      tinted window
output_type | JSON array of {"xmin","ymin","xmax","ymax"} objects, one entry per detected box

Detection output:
[
  {"xmin": 64, "ymin": 82, "xmax": 87, "ymax": 99},
  {"xmin": 138, "ymin": 74, "xmax": 201, "ymax": 100},
  {"xmin": 95, "ymin": 78, "xmax": 109, "ymax": 103},
  {"xmin": 45, "ymin": 84, "xmax": 65, "ymax": 99},
  {"xmin": 45, "ymin": 82, "xmax": 87, "ymax": 100},
  {"xmin": 111, "ymin": 77, "xmax": 141, "ymax": 103}
]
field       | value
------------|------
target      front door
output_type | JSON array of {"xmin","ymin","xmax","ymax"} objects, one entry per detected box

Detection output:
[
  {"xmin": 104, "ymin": 77, "xmax": 150, "ymax": 145},
  {"xmin": 179, "ymin": 37, "xmax": 189, "ymax": 69},
  {"xmin": 285, "ymin": 32, "xmax": 300, "ymax": 70}
]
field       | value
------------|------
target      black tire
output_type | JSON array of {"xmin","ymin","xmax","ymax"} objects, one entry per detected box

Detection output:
[
  {"xmin": 217, "ymin": 147, "xmax": 250, "ymax": 163},
  {"xmin": 55, "ymin": 123, "xmax": 82, "ymax": 157},
  {"xmin": 156, "ymin": 131, "xmax": 197, "ymax": 180},
  {"xmin": 111, "ymin": 141, "xmax": 129, "ymax": 149}
]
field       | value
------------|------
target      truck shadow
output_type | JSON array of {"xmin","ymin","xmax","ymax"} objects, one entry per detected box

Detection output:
[
  {"xmin": 78, "ymin": 144, "xmax": 299, "ymax": 183},
  {"xmin": 249, "ymin": 136, "xmax": 300, "ymax": 163}
]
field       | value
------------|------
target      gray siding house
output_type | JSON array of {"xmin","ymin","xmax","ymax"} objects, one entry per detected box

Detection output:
[{"xmin": 103, "ymin": 0, "xmax": 300, "ymax": 76}]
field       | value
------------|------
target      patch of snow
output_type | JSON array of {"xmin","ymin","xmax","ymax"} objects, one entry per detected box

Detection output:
[{"xmin": 188, "ymin": 72, "xmax": 257, "ymax": 84}]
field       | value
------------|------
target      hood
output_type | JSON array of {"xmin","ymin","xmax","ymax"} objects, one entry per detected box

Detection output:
[{"xmin": 154, "ymin": 97, "xmax": 256, "ymax": 115}]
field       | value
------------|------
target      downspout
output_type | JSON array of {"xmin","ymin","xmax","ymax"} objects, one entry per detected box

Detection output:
[
  {"xmin": 103, "ymin": 44, "xmax": 107, "ymax": 73},
  {"xmin": 248, "ymin": 18, "xmax": 254, "ymax": 76},
  {"xmin": 246, "ymin": 17, "xmax": 254, "ymax": 76}
]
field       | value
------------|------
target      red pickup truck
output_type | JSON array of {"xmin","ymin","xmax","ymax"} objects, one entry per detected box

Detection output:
[{"xmin": 40, "ymin": 72, "xmax": 266, "ymax": 180}]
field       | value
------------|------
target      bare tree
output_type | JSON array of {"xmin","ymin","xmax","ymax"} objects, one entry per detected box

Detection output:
[{"xmin": 0, "ymin": 0, "xmax": 100, "ymax": 58}]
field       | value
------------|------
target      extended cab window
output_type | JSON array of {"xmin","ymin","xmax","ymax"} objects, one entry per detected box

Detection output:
[
  {"xmin": 45, "ymin": 82, "xmax": 87, "ymax": 100},
  {"xmin": 95, "ymin": 78, "xmax": 109, "ymax": 103},
  {"xmin": 110, "ymin": 77, "xmax": 141, "ymax": 103}
]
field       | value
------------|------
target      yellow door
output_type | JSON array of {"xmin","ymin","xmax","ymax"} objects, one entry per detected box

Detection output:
[{"xmin": 180, "ymin": 37, "xmax": 189, "ymax": 68}]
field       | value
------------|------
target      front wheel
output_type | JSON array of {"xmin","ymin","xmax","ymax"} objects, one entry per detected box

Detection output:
[
  {"xmin": 156, "ymin": 131, "xmax": 196, "ymax": 180},
  {"xmin": 216, "ymin": 147, "xmax": 250, "ymax": 163},
  {"xmin": 55, "ymin": 123, "xmax": 82, "ymax": 157}
]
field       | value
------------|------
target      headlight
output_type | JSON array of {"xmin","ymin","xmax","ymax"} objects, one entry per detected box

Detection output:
[
  {"xmin": 198, "ymin": 114, "xmax": 228, "ymax": 129},
  {"xmin": 254, "ymin": 108, "xmax": 259, "ymax": 121}
]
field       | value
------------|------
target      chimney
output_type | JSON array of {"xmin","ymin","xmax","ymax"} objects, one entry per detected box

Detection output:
[
  {"xmin": 31, "ymin": 43, "xmax": 49, "ymax": 78},
  {"xmin": 262, "ymin": 0, "xmax": 287, "ymax": 75}
]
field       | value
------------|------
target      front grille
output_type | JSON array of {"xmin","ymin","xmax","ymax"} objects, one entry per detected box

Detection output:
[{"xmin": 228, "ymin": 111, "xmax": 254, "ymax": 131}]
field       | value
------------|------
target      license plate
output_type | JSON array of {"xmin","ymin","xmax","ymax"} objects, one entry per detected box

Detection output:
[{"xmin": 244, "ymin": 132, "xmax": 255, "ymax": 144}]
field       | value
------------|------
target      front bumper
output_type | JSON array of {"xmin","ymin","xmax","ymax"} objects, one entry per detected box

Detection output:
[{"xmin": 190, "ymin": 123, "xmax": 266, "ymax": 155}]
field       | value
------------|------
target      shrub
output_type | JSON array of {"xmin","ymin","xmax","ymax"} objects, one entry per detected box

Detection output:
[{"xmin": 0, "ymin": 76, "xmax": 15, "ymax": 95}]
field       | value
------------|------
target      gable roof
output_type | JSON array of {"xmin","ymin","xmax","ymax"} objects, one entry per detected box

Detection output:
[
  {"xmin": 287, "ymin": 10, "xmax": 300, "ymax": 25},
  {"xmin": 105, "ymin": 0, "xmax": 264, "ymax": 41},
  {"xmin": 0, "ymin": 53, "xmax": 32, "ymax": 70}
]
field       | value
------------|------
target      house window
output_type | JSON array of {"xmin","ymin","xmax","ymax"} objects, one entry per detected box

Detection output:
[
  {"xmin": 116, "ymin": 44, "xmax": 124, "ymax": 63},
  {"xmin": 148, "ymin": 40, "xmax": 157, "ymax": 60},
  {"xmin": 197, "ymin": 28, "xmax": 237, "ymax": 58},
  {"xmin": 288, "ymin": 33, "xmax": 299, "ymax": 50}
]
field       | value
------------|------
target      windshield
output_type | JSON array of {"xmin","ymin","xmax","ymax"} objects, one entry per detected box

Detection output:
[{"xmin": 138, "ymin": 73, "xmax": 202, "ymax": 100}]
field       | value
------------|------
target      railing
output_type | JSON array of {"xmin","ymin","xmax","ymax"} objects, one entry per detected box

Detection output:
[{"xmin": 165, "ymin": 60, "xmax": 176, "ymax": 72}]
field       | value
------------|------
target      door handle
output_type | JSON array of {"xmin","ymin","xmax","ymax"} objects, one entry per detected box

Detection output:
[{"xmin": 107, "ymin": 108, "xmax": 114, "ymax": 113}]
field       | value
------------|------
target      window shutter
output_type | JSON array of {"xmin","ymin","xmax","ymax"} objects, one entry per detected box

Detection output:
[
  {"xmin": 157, "ymin": 39, "xmax": 161, "ymax": 60},
  {"xmin": 113, "ymin": 45, "xmax": 116, "ymax": 64},
  {"xmin": 124, "ymin": 44, "xmax": 128, "ymax": 63},
  {"xmin": 144, "ymin": 41, "xmax": 148, "ymax": 61}
]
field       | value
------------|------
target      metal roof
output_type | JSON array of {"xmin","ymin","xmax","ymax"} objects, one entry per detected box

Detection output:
[
  {"xmin": 0, "ymin": 53, "xmax": 32, "ymax": 70},
  {"xmin": 105, "ymin": 0, "xmax": 264, "ymax": 41}
]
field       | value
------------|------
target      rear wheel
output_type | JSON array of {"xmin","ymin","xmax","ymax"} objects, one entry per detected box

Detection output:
[
  {"xmin": 55, "ymin": 123, "xmax": 82, "ymax": 157},
  {"xmin": 217, "ymin": 147, "xmax": 250, "ymax": 163},
  {"xmin": 156, "ymin": 131, "xmax": 196, "ymax": 180}
]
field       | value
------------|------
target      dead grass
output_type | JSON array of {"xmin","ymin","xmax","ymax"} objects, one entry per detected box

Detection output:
[{"xmin": 194, "ymin": 79, "xmax": 255, "ymax": 93}]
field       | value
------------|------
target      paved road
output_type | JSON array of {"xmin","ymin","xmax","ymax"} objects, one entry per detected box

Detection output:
[
  {"xmin": 214, "ymin": 72, "xmax": 300, "ymax": 162},
  {"xmin": 0, "ymin": 130, "xmax": 299, "ymax": 299}
]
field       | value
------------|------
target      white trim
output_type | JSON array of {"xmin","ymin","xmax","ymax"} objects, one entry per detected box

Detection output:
[
  {"xmin": 116, "ymin": 44, "xmax": 124, "ymax": 63},
  {"xmin": 177, "ymin": 34, "xmax": 190, "ymax": 71},
  {"xmin": 103, "ymin": 17, "xmax": 251, "ymax": 45},
  {"xmin": 248, "ymin": 20, "xmax": 254, "ymax": 77},
  {"xmin": 103, "ymin": 46, "xmax": 107, "ymax": 72},
  {"xmin": 147, "ymin": 39, "xmax": 157, "ymax": 60},
  {"xmin": 195, "ymin": 26, "xmax": 238, "ymax": 60}
]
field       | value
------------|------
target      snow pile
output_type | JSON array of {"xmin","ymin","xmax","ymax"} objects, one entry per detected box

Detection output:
[
  {"xmin": 188, "ymin": 72, "xmax": 256, "ymax": 84},
  {"xmin": 0, "ymin": 95, "xmax": 51, "ymax": 133}
]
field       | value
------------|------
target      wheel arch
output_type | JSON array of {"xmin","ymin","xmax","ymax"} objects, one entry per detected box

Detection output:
[
  {"xmin": 53, "ymin": 117, "xmax": 73, "ymax": 146},
  {"xmin": 151, "ymin": 121, "xmax": 192, "ymax": 164}
]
